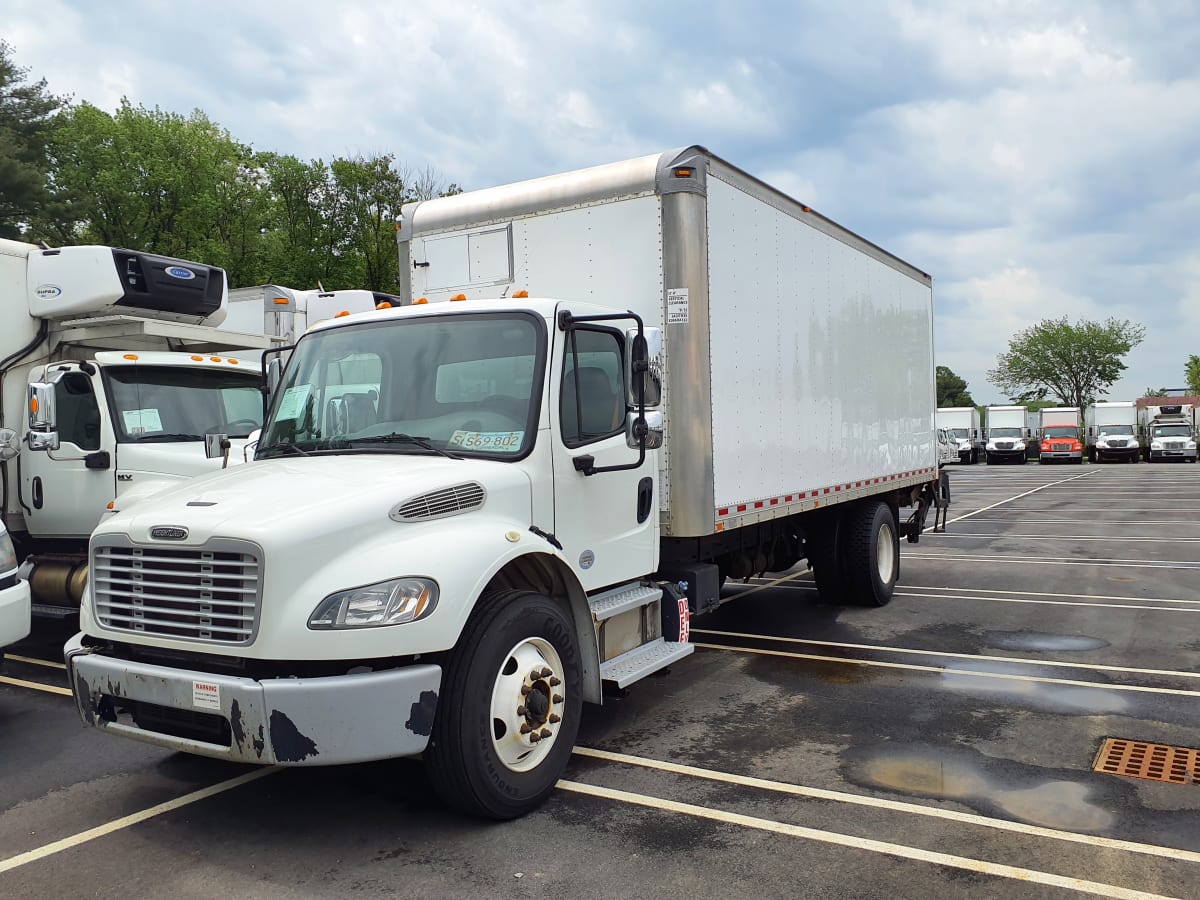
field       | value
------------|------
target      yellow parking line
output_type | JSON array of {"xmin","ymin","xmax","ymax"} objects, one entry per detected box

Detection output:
[
  {"xmin": 0, "ymin": 768, "xmax": 278, "ymax": 874},
  {"xmin": 3, "ymin": 654, "xmax": 67, "ymax": 670},
  {"xmin": 0, "ymin": 675, "xmax": 71, "ymax": 697}
]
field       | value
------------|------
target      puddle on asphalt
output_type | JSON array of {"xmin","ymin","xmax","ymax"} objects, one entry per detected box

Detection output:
[
  {"xmin": 939, "ymin": 660, "xmax": 1129, "ymax": 715},
  {"xmin": 849, "ymin": 744, "xmax": 1114, "ymax": 831},
  {"xmin": 983, "ymin": 631, "xmax": 1110, "ymax": 653}
]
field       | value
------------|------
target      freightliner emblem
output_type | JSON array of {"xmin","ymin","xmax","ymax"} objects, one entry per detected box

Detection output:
[{"xmin": 150, "ymin": 526, "xmax": 189, "ymax": 541}]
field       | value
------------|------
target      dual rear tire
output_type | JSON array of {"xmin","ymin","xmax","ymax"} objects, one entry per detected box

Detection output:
[{"xmin": 809, "ymin": 501, "xmax": 899, "ymax": 607}]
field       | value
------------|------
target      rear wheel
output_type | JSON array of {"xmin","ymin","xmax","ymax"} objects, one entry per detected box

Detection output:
[
  {"xmin": 844, "ymin": 501, "xmax": 898, "ymax": 607},
  {"xmin": 425, "ymin": 590, "xmax": 582, "ymax": 819},
  {"xmin": 808, "ymin": 515, "xmax": 847, "ymax": 603}
]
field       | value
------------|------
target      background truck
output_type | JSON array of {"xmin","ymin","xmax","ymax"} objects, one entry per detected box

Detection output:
[
  {"xmin": 1085, "ymin": 401, "xmax": 1140, "ymax": 463},
  {"xmin": 935, "ymin": 407, "xmax": 983, "ymax": 463},
  {"xmin": 1037, "ymin": 407, "xmax": 1083, "ymax": 464},
  {"xmin": 0, "ymin": 238, "xmax": 279, "ymax": 616},
  {"xmin": 0, "ymin": 518, "xmax": 31, "ymax": 653},
  {"xmin": 1139, "ymin": 403, "xmax": 1197, "ymax": 462},
  {"xmin": 936, "ymin": 428, "xmax": 959, "ymax": 466},
  {"xmin": 983, "ymin": 405, "xmax": 1032, "ymax": 464},
  {"xmin": 223, "ymin": 284, "xmax": 407, "ymax": 344},
  {"xmin": 65, "ymin": 146, "xmax": 945, "ymax": 820}
]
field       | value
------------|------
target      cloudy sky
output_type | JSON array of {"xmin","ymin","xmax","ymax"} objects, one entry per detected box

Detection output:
[{"xmin": 8, "ymin": 1, "xmax": 1199, "ymax": 403}]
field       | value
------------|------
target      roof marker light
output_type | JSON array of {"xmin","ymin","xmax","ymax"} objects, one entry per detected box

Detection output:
[
  {"xmin": 335, "ymin": 310, "xmax": 351, "ymax": 318},
  {"xmin": 123, "ymin": 354, "xmax": 138, "ymax": 360},
  {"xmin": 673, "ymin": 166, "xmax": 694, "ymax": 178},
  {"xmin": 376, "ymin": 301, "xmax": 393, "ymax": 309},
  {"xmin": 191, "ymin": 355, "xmax": 203, "ymax": 361},
  {"xmin": 513, "ymin": 290, "xmax": 529, "ymax": 298},
  {"xmin": 272, "ymin": 297, "xmax": 290, "ymax": 305},
  {"xmin": 451, "ymin": 293, "xmax": 467, "ymax": 302},
  {"xmin": 228, "ymin": 358, "xmax": 239, "ymax": 365},
  {"xmin": 210, "ymin": 357, "xmax": 222, "ymax": 363}
]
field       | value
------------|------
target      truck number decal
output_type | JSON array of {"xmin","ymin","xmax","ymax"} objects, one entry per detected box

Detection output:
[
  {"xmin": 448, "ymin": 430, "xmax": 524, "ymax": 452},
  {"xmin": 192, "ymin": 680, "xmax": 221, "ymax": 710}
]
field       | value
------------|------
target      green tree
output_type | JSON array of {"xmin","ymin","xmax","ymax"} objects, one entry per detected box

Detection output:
[
  {"xmin": 1143, "ymin": 387, "xmax": 1169, "ymax": 398},
  {"xmin": 0, "ymin": 40, "xmax": 68, "ymax": 238},
  {"xmin": 988, "ymin": 317, "xmax": 1145, "ymax": 410},
  {"xmin": 935, "ymin": 366, "xmax": 975, "ymax": 407},
  {"xmin": 1185, "ymin": 355, "xmax": 1200, "ymax": 395}
]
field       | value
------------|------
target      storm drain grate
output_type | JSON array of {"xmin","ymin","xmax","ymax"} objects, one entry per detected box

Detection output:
[{"xmin": 1094, "ymin": 738, "xmax": 1200, "ymax": 785}]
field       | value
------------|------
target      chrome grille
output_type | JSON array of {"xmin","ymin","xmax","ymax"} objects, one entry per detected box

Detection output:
[
  {"xmin": 92, "ymin": 537, "xmax": 262, "ymax": 644},
  {"xmin": 392, "ymin": 482, "xmax": 487, "ymax": 521},
  {"xmin": 1051, "ymin": 442, "xmax": 1070, "ymax": 451},
  {"xmin": 996, "ymin": 441, "xmax": 1013, "ymax": 450},
  {"xmin": 1107, "ymin": 439, "xmax": 1128, "ymax": 448},
  {"xmin": 1163, "ymin": 440, "xmax": 1185, "ymax": 449}
]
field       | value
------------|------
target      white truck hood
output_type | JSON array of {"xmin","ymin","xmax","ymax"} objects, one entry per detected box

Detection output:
[{"xmin": 101, "ymin": 454, "xmax": 533, "ymax": 547}]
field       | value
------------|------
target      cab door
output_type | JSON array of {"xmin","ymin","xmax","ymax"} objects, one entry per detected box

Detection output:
[
  {"xmin": 21, "ymin": 365, "xmax": 117, "ymax": 538},
  {"xmin": 549, "ymin": 319, "xmax": 657, "ymax": 591}
]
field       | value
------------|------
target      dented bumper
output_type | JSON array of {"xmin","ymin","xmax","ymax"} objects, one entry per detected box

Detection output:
[{"xmin": 65, "ymin": 633, "xmax": 441, "ymax": 765}]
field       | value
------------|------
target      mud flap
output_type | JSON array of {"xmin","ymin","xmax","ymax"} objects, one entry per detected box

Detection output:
[{"xmin": 904, "ymin": 473, "xmax": 949, "ymax": 542}]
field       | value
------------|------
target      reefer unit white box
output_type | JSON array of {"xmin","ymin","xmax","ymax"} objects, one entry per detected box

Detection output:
[{"xmin": 399, "ymin": 147, "xmax": 937, "ymax": 537}]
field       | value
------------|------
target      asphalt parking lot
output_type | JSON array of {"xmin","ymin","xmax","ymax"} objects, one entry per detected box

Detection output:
[{"xmin": 3, "ymin": 461, "xmax": 1199, "ymax": 899}]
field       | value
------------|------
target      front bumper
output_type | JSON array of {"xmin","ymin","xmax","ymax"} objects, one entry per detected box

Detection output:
[
  {"xmin": 1150, "ymin": 448, "xmax": 1198, "ymax": 461},
  {"xmin": 65, "ymin": 633, "xmax": 441, "ymax": 765},
  {"xmin": 1040, "ymin": 449, "xmax": 1082, "ymax": 461},
  {"xmin": 0, "ymin": 577, "xmax": 32, "ymax": 650}
]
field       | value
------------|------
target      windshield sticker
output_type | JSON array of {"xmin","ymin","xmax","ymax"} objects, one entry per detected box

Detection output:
[
  {"xmin": 122, "ymin": 408, "xmax": 164, "ymax": 435},
  {"xmin": 448, "ymin": 430, "xmax": 524, "ymax": 452},
  {"xmin": 275, "ymin": 385, "xmax": 312, "ymax": 422}
]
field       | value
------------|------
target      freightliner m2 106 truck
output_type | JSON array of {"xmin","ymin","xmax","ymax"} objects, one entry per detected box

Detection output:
[
  {"xmin": 0, "ymin": 238, "xmax": 279, "ymax": 616},
  {"xmin": 65, "ymin": 148, "xmax": 945, "ymax": 819},
  {"xmin": 935, "ymin": 407, "xmax": 983, "ymax": 464},
  {"xmin": 1038, "ymin": 407, "xmax": 1083, "ymax": 464},
  {"xmin": 1084, "ymin": 401, "xmax": 1140, "ymax": 463},
  {"xmin": 1139, "ymin": 403, "xmax": 1197, "ymax": 462},
  {"xmin": 984, "ymin": 405, "xmax": 1032, "ymax": 464}
]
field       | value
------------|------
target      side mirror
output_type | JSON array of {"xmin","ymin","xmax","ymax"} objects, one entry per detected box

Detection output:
[
  {"xmin": 0, "ymin": 427, "xmax": 19, "ymax": 461},
  {"xmin": 205, "ymin": 433, "xmax": 231, "ymax": 467},
  {"xmin": 624, "ymin": 326, "xmax": 663, "ymax": 408},
  {"xmin": 266, "ymin": 357, "xmax": 283, "ymax": 397},
  {"xmin": 626, "ymin": 409, "xmax": 664, "ymax": 450},
  {"xmin": 26, "ymin": 382, "xmax": 59, "ymax": 451},
  {"xmin": 244, "ymin": 428, "xmax": 262, "ymax": 462}
]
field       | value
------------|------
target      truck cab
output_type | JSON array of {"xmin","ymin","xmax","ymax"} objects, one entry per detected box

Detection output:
[
  {"xmin": 1037, "ymin": 408, "xmax": 1083, "ymax": 464},
  {"xmin": 983, "ymin": 405, "xmax": 1031, "ymax": 465}
]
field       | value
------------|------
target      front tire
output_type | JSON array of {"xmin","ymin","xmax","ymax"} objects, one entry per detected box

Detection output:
[{"xmin": 425, "ymin": 590, "xmax": 582, "ymax": 819}]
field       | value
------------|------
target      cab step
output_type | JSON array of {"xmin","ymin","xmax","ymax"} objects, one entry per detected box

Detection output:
[
  {"xmin": 587, "ymin": 582, "xmax": 662, "ymax": 622},
  {"xmin": 600, "ymin": 638, "xmax": 694, "ymax": 688}
]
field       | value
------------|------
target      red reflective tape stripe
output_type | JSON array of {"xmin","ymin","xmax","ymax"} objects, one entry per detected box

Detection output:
[
  {"xmin": 718, "ymin": 508, "xmax": 729, "ymax": 516},
  {"xmin": 770, "ymin": 498, "xmax": 779, "ymax": 505},
  {"xmin": 737, "ymin": 504, "xmax": 747, "ymax": 512},
  {"xmin": 754, "ymin": 501, "xmax": 764, "ymax": 509}
]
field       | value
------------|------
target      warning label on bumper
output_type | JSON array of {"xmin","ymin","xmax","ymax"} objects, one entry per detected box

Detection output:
[{"xmin": 192, "ymin": 680, "xmax": 221, "ymax": 710}]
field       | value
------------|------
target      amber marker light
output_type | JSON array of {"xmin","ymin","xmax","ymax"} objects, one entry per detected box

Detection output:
[
  {"xmin": 228, "ymin": 358, "xmax": 239, "ymax": 364},
  {"xmin": 210, "ymin": 357, "xmax": 222, "ymax": 363},
  {"xmin": 30, "ymin": 397, "xmax": 38, "ymax": 414},
  {"xmin": 335, "ymin": 310, "xmax": 351, "ymax": 317},
  {"xmin": 415, "ymin": 297, "xmax": 429, "ymax": 305},
  {"xmin": 376, "ymin": 301, "xmax": 393, "ymax": 309},
  {"xmin": 512, "ymin": 290, "xmax": 529, "ymax": 298},
  {"xmin": 191, "ymin": 355, "xmax": 203, "ymax": 361},
  {"xmin": 272, "ymin": 297, "xmax": 289, "ymax": 305},
  {"xmin": 123, "ymin": 354, "xmax": 138, "ymax": 360},
  {"xmin": 673, "ymin": 166, "xmax": 694, "ymax": 178},
  {"xmin": 450, "ymin": 293, "xmax": 467, "ymax": 302}
]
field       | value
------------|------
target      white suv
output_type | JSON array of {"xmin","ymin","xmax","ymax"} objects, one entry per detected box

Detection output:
[{"xmin": 0, "ymin": 521, "xmax": 31, "ymax": 651}]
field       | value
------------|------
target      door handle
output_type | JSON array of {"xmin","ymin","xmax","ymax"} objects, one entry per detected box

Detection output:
[{"xmin": 636, "ymin": 477, "xmax": 653, "ymax": 524}]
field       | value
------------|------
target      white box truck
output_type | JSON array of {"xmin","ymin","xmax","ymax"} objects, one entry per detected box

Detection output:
[
  {"xmin": 1139, "ymin": 403, "xmax": 1197, "ymax": 462},
  {"xmin": 0, "ymin": 238, "xmax": 280, "ymax": 616},
  {"xmin": 0, "ymin": 518, "xmax": 31, "ymax": 653},
  {"xmin": 65, "ymin": 147, "xmax": 945, "ymax": 819},
  {"xmin": 983, "ymin": 405, "xmax": 1032, "ymax": 464},
  {"xmin": 1037, "ymin": 407, "xmax": 1083, "ymax": 464},
  {"xmin": 223, "ymin": 284, "xmax": 406, "ymax": 343},
  {"xmin": 1084, "ymin": 401, "xmax": 1140, "ymax": 463},
  {"xmin": 936, "ymin": 407, "xmax": 983, "ymax": 464}
]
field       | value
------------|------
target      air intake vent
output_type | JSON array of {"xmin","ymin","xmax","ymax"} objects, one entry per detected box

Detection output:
[{"xmin": 391, "ymin": 482, "xmax": 487, "ymax": 521}]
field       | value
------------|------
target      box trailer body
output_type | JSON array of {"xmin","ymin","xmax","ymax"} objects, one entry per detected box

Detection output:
[
  {"xmin": 223, "ymin": 284, "xmax": 407, "ymax": 344},
  {"xmin": 1037, "ymin": 407, "xmax": 1083, "ymax": 464},
  {"xmin": 65, "ymin": 147, "xmax": 945, "ymax": 819},
  {"xmin": 984, "ymin": 405, "xmax": 1032, "ymax": 464},
  {"xmin": 1084, "ymin": 401, "xmax": 1140, "ymax": 463},
  {"xmin": 1139, "ymin": 403, "xmax": 1197, "ymax": 462},
  {"xmin": 0, "ymin": 238, "xmax": 280, "ymax": 615},
  {"xmin": 935, "ymin": 407, "xmax": 983, "ymax": 464}
]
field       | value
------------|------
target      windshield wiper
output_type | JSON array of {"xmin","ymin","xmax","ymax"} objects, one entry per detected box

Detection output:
[
  {"xmin": 132, "ymin": 433, "xmax": 205, "ymax": 442},
  {"xmin": 347, "ymin": 433, "xmax": 461, "ymax": 460},
  {"xmin": 257, "ymin": 441, "xmax": 312, "ymax": 457}
]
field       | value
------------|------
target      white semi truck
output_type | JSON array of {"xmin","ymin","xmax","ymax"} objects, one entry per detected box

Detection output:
[
  {"xmin": 65, "ymin": 147, "xmax": 946, "ymax": 819},
  {"xmin": 935, "ymin": 407, "xmax": 983, "ymax": 464},
  {"xmin": 0, "ymin": 238, "xmax": 280, "ymax": 616},
  {"xmin": 983, "ymin": 405, "xmax": 1032, "ymax": 464},
  {"xmin": 1037, "ymin": 407, "xmax": 1084, "ymax": 464},
  {"xmin": 1139, "ymin": 403, "xmax": 1197, "ymax": 463},
  {"xmin": 1084, "ymin": 401, "xmax": 1140, "ymax": 463}
]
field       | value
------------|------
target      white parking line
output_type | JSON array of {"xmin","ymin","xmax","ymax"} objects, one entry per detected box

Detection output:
[
  {"xmin": 691, "ymin": 628, "xmax": 1200, "ymax": 680},
  {"xmin": 0, "ymin": 768, "xmax": 278, "ymax": 874},
  {"xmin": 932, "ymin": 533, "xmax": 1200, "ymax": 543},
  {"xmin": 905, "ymin": 552, "xmax": 1200, "ymax": 571},
  {"xmin": 692, "ymin": 643, "xmax": 1200, "ymax": 698},
  {"xmin": 571, "ymin": 746, "xmax": 1200, "ymax": 864},
  {"xmin": 556, "ymin": 781, "xmax": 1176, "ymax": 900},
  {"xmin": 932, "ymin": 469, "xmax": 1097, "ymax": 531}
]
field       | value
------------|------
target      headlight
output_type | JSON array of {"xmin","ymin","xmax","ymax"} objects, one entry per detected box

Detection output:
[
  {"xmin": 0, "ymin": 529, "xmax": 16, "ymax": 571},
  {"xmin": 309, "ymin": 577, "xmax": 438, "ymax": 629},
  {"xmin": 1015, "ymin": 442, "xmax": 1025, "ymax": 450},
  {"xmin": 1187, "ymin": 441, "xmax": 1197, "ymax": 449},
  {"xmin": 1151, "ymin": 441, "xmax": 1163, "ymax": 449}
]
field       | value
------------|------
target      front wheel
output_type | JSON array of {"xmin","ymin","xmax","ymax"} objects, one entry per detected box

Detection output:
[{"xmin": 425, "ymin": 590, "xmax": 582, "ymax": 819}]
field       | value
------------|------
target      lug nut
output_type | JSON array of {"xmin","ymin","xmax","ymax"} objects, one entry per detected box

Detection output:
[
  {"xmin": 529, "ymin": 670, "xmax": 542, "ymax": 681},
  {"xmin": 517, "ymin": 705, "xmax": 527, "ymax": 716},
  {"xmin": 520, "ymin": 684, "xmax": 531, "ymax": 695},
  {"xmin": 529, "ymin": 732, "xmax": 542, "ymax": 743},
  {"xmin": 539, "ymin": 728, "xmax": 552, "ymax": 739},
  {"xmin": 549, "ymin": 676, "xmax": 561, "ymax": 686},
  {"xmin": 548, "ymin": 714, "xmax": 561, "ymax": 724},
  {"xmin": 540, "ymin": 667, "xmax": 552, "ymax": 678},
  {"xmin": 520, "ymin": 723, "xmax": 533, "ymax": 734},
  {"xmin": 552, "ymin": 694, "xmax": 563, "ymax": 703}
]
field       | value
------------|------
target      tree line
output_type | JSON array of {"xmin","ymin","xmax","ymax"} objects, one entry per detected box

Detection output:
[{"xmin": 0, "ymin": 40, "xmax": 457, "ymax": 292}]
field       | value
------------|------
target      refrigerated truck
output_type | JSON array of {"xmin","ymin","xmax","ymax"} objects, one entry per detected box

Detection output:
[
  {"xmin": 65, "ymin": 146, "xmax": 945, "ymax": 819},
  {"xmin": 1139, "ymin": 404, "xmax": 1197, "ymax": 462},
  {"xmin": 0, "ymin": 238, "xmax": 279, "ymax": 615},
  {"xmin": 1084, "ymin": 401, "xmax": 1140, "ymax": 463},
  {"xmin": 984, "ymin": 405, "xmax": 1032, "ymax": 464},
  {"xmin": 1038, "ymin": 407, "xmax": 1083, "ymax": 464},
  {"xmin": 936, "ymin": 407, "xmax": 983, "ymax": 464}
]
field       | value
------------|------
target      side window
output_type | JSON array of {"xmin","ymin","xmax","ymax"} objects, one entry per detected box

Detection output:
[
  {"xmin": 54, "ymin": 372, "xmax": 101, "ymax": 451},
  {"xmin": 560, "ymin": 328, "xmax": 624, "ymax": 447}
]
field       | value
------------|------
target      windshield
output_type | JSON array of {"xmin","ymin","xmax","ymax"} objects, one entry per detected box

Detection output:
[
  {"xmin": 1043, "ymin": 426, "xmax": 1079, "ymax": 439},
  {"xmin": 105, "ymin": 366, "xmax": 263, "ymax": 442},
  {"xmin": 947, "ymin": 428, "xmax": 970, "ymax": 439},
  {"xmin": 1098, "ymin": 425, "xmax": 1135, "ymax": 435},
  {"xmin": 258, "ymin": 312, "xmax": 545, "ymax": 459},
  {"xmin": 1153, "ymin": 425, "xmax": 1192, "ymax": 437},
  {"xmin": 989, "ymin": 428, "xmax": 1021, "ymax": 438}
]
